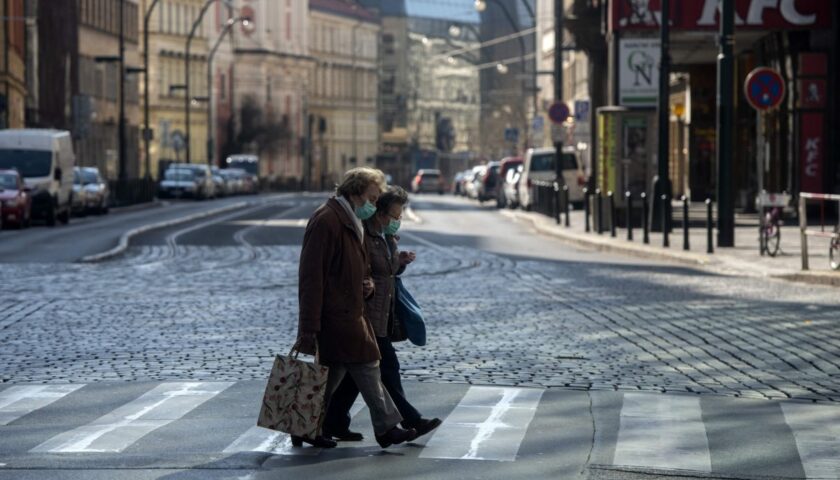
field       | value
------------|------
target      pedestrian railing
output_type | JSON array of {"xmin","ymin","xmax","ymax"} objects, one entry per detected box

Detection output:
[
  {"xmin": 798, "ymin": 192, "xmax": 840, "ymax": 271},
  {"xmin": 109, "ymin": 178, "xmax": 157, "ymax": 207},
  {"xmin": 530, "ymin": 180, "xmax": 571, "ymax": 226}
]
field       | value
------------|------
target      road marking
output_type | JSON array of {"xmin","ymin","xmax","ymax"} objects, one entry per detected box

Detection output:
[
  {"xmin": 223, "ymin": 400, "xmax": 366, "ymax": 455},
  {"xmin": 781, "ymin": 403, "xmax": 840, "ymax": 479},
  {"xmin": 0, "ymin": 384, "xmax": 85, "ymax": 425},
  {"xmin": 31, "ymin": 382, "xmax": 232, "ymax": 453},
  {"xmin": 419, "ymin": 386, "xmax": 543, "ymax": 461},
  {"xmin": 228, "ymin": 219, "xmax": 308, "ymax": 228},
  {"xmin": 613, "ymin": 393, "xmax": 711, "ymax": 472}
]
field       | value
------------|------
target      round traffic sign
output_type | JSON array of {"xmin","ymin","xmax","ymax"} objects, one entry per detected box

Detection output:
[
  {"xmin": 548, "ymin": 102, "xmax": 570, "ymax": 124},
  {"xmin": 744, "ymin": 67, "xmax": 785, "ymax": 111}
]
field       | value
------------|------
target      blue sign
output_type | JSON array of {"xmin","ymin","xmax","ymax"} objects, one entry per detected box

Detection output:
[
  {"xmin": 744, "ymin": 67, "xmax": 785, "ymax": 111},
  {"xmin": 504, "ymin": 128, "xmax": 519, "ymax": 143},
  {"xmin": 574, "ymin": 100, "xmax": 591, "ymax": 122},
  {"xmin": 548, "ymin": 102, "xmax": 570, "ymax": 124},
  {"xmin": 532, "ymin": 116, "xmax": 544, "ymax": 133}
]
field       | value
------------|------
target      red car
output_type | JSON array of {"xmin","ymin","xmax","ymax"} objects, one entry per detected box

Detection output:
[{"xmin": 0, "ymin": 169, "xmax": 32, "ymax": 228}]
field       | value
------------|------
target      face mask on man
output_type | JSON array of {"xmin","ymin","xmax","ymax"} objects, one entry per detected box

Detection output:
[
  {"xmin": 385, "ymin": 219, "xmax": 401, "ymax": 235},
  {"xmin": 354, "ymin": 201, "xmax": 377, "ymax": 220}
]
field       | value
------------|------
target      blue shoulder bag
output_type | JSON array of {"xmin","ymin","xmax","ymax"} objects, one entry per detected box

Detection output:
[{"xmin": 394, "ymin": 277, "xmax": 426, "ymax": 346}]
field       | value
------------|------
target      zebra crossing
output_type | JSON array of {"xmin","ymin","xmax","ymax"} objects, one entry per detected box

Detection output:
[{"xmin": 0, "ymin": 380, "xmax": 838, "ymax": 478}]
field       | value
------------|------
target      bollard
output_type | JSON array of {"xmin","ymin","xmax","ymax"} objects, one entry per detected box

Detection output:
[
  {"xmin": 563, "ymin": 185, "xmax": 571, "ymax": 227},
  {"xmin": 706, "ymin": 198, "xmax": 714, "ymax": 254},
  {"xmin": 596, "ymin": 189, "xmax": 603, "ymax": 234},
  {"xmin": 609, "ymin": 191, "xmax": 617, "ymax": 237},
  {"xmin": 583, "ymin": 187, "xmax": 591, "ymax": 232},
  {"xmin": 642, "ymin": 192, "xmax": 650, "ymax": 244},
  {"xmin": 661, "ymin": 194, "xmax": 670, "ymax": 248},
  {"xmin": 682, "ymin": 195, "xmax": 690, "ymax": 251},
  {"xmin": 626, "ymin": 191, "xmax": 633, "ymax": 241},
  {"xmin": 554, "ymin": 182, "xmax": 561, "ymax": 225}
]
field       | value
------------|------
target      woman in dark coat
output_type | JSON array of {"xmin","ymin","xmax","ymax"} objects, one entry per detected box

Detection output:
[
  {"xmin": 323, "ymin": 186, "xmax": 441, "ymax": 441},
  {"xmin": 296, "ymin": 168, "xmax": 418, "ymax": 449}
]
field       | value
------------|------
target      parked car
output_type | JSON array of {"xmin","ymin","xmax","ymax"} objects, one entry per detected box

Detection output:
[
  {"xmin": 464, "ymin": 165, "xmax": 485, "ymax": 199},
  {"xmin": 71, "ymin": 167, "xmax": 89, "ymax": 216},
  {"xmin": 80, "ymin": 167, "xmax": 109, "ymax": 214},
  {"xmin": 502, "ymin": 164, "xmax": 524, "ymax": 209},
  {"xmin": 211, "ymin": 167, "xmax": 228, "ymax": 197},
  {"xmin": 0, "ymin": 169, "xmax": 32, "ymax": 228},
  {"xmin": 159, "ymin": 168, "xmax": 201, "ymax": 199},
  {"xmin": 451, "ymin": 171, "xmax": 466, "ymax": 195},
  {"xmin": 518, "ymin": 147, "xmax": 586, "ymax": 211},
  {"xmin": 166, "ymin": 163, "xmax": 215, "ymax": 199},
  {"xmin": 411, "ymin": 169, "xmax": 445, "ymax": 194},
  {"xmin": 0, "ymin": 129, "xmax": 75, "ymax": 226},
  {"xmin": 219, "ymin": 169, "xmax": 242, "ymax": 195},
  {"xmin": 476, "ymin": 161, "xmax": 502, "ymax": 203},
  {"xmin": 496, "ymin": 157, "xmax": 523, "ymax": 208}
]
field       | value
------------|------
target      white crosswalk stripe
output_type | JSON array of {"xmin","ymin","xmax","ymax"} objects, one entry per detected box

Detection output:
[
  {"xmin": 781, "ymin": 403, "xmax": 840, "ymax": 480},
  {"xmin": 30, "ymin": 382, "xmax": 232, "ymax": 453},
  {"xmin": 613, "ymin": 393, "xmax": 711, "ymax": 472},
  {"xmin": 419, "ymin": 386, "xmax": 543, "ymax": 461},
  {"xmin": 223, "ymin": 400, "xmax": 367, "ymax": 456},
  {"xmin": 0, "ymin": 384, "xmax": 85, "ymax": 426}
]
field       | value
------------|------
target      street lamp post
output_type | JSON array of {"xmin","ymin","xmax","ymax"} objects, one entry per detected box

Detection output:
[
  {"xmin": 185, "ymin": 0, "xmax": 231, "ymax": 164},
  {"xmin": 142, "ymin": 0, "xmax": 162, "ymax": 179},
  {"xmin": 204, "ymin": 16, "xmax": 251, "ymax": 166}
]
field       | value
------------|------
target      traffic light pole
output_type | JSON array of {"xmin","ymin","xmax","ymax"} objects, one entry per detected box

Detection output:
[
  {"xmin": 717, "ymin": 0, "xmax": 735, "ymax": 247},
  {"xmin": 653, "ymin": 0, "xmax": 672, "ymax": 232}
]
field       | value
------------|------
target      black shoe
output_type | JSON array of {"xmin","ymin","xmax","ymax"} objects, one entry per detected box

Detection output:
[
  {"xmin": 402, "ymin": 417, "xmax": 442, "ymax": 437},
  {"xmin": 324, "ymin": 429, "xmax": 364, "ymax": 441},
  {"xmin": 290, "ymin": 435, "xmax": 337, "ymax": 448},
  {"xmin": 375, "ymin": 426, "xmax": 418, "ymax": 448}
]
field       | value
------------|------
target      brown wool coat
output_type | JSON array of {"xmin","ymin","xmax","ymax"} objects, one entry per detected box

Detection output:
[{"xmin": 298, "ymin": 197, "xmax": 380, "ymax": 364}]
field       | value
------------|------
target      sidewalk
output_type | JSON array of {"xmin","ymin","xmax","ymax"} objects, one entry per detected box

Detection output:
[{"xmin": 502, "ymin": 203, "xmax": 840, "ymax": 287}]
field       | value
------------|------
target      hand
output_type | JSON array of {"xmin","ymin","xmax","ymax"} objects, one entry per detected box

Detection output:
[
  {"xmin": 296, "ymin": 332, "xmax": 317, "ymax": 355},
  {"xmin": 362, "ymin": 277, "xmax": 375, "ymax": 298},
  {"xmin": 399, "ymin": 251, "xmax": 416, "ymax": 267}
]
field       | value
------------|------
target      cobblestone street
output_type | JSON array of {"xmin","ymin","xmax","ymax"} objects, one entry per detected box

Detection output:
[{"xmin": 2, "ymin": 195, "xmax": 838, "ymax": 405}]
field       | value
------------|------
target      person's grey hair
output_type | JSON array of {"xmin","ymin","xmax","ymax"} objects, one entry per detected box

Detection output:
[
  {"xmin": 336, "ymin": 167, "xmax": 387, "ymax": 198},
  {"xmin": 376, "ymin": 186, "xmax": 409, "ymax": 214}
]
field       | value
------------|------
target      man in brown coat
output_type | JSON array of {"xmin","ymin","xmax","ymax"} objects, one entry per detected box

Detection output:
[{"xmin": 296, "ymin": 167, "xmax": 418, "ymax": 449}]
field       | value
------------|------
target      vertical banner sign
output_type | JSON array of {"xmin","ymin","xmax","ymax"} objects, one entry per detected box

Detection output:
[
  {"xmin": 618, "ymin": 38, "xmax": 660, "ymax": 107},
  {"xmin": 799, "ymin": 112, "xmax": 824, "ymax": 194}
]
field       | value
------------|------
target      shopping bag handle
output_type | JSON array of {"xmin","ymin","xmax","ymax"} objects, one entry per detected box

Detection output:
[{"xmin": 289, "ymin": 340, "xmax": 321, "ymax": 364}]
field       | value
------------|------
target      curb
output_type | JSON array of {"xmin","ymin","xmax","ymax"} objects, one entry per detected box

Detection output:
[
  {"xmin": 503, "ymin": 210, "xmax": 840, "ymax": 287},
  {"xmin": 502, "ymin": 210, "xmax": 715, "ymax": 268},
  {"xmin": 79, "ymin": 201, "xmax": 250, "ymax": 263}
]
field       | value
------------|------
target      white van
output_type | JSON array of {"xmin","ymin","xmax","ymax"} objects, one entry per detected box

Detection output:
[
  {"xmin": 518, "ymin": 146, "xmax": 586, "ymax": 211},
  {"xmin": 0, "ymin": 129, "xmax": 75, "ymax": 226}
]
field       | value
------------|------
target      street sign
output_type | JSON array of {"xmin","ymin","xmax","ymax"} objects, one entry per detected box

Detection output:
[
  {"xmin": 504, "ymin": 128, "xmax": 519, "ymax": 143},
  {"xmin": 548, "ymin": 102, "xmax": 570, "ymax": 124},
  {"xmin": 171, "ymin": 130, "xmax": 186, "ymax": 152},
  {"xmin": 744, "ymin": 67, "xmax": 785, "ymax": 111},
  {"xmin": 532, "ymin": 116, "xmax": 544, "ymax": 133}
]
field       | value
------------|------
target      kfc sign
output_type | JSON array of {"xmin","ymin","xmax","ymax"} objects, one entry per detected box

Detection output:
[
  {"xmin": 799, "ymin": 112, "xmax": 824, "ymax": 193},
  {"xmin": 611, "ymin": 0, "xmax": 831, "ymax": 31}
]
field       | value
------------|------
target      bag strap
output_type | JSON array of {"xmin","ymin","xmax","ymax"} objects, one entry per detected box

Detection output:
[{"xmin": 289, "ymin": 340, "xmax": 321, "ymax": 364}]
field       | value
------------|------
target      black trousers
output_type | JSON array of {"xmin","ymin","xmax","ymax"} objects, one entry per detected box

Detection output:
[{"xmin": 323, "ymin": 336, "xmax": 421, "ymax": 433}]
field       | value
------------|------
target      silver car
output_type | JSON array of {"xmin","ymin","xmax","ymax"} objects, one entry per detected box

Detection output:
[
  {"xmin": 80, "ymin": 167, "xmax": 109, "ymax": 214},
  {"xmin": 159, "ymin": 168, "xmax": 200, "ymax": 199},
  {"xmin": 71, "ymin": 168, "xmax": 89, "ymax": 216}
]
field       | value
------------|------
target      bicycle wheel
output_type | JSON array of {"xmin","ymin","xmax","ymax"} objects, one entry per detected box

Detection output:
[
  {"xmin": 830, "ymin": 236, "xmax": 840, "ymax": 271},
  {"xmin": 764, "ymin": 223, "xmax": 781, "ymax": 257}
]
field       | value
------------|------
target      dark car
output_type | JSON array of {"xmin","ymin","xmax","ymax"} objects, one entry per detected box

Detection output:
[
  {"xmin": 0, "ymin": 169, "xmax": 32, "ymax": 228},
  {"xmin": 477, "ymin": 161, "xmax": 501, "ymax": 203}
]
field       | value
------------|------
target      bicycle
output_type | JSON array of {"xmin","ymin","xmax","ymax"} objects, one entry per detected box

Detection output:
[
  {"xmin": 830, "ymin": 225, "xmax": 840, "ymax": 270},
  {"xmin": 757, "ymin": 192, "xmax": 789, "ymax": 257}
]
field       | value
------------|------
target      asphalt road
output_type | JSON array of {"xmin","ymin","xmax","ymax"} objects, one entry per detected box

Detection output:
[{"xmin": 1, "ymin": 192, "xmax": 839, "ymax": 480}]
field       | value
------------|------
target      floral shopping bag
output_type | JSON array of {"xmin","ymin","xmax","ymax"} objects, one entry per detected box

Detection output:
[{"xmin": 257, "ymin": 345, "xmax": 329, "ymax": 438}]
